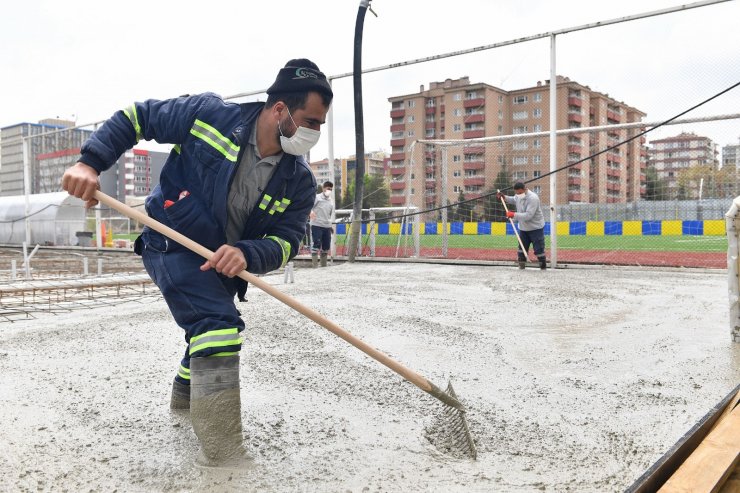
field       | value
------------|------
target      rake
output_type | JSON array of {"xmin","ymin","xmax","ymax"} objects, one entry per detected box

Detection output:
[{"xmin": 94, "ymin": 190, "xmax": 476, "ymax": 458}]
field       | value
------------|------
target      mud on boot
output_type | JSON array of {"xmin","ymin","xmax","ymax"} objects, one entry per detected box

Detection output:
[
  {"xmin": 320, "ymin": 252, "xmax": 328, "ymax": 267},
  {"xmin": 170, "ymin": 379, "xmax": 190, "ymax": 410},
  {"xmin": 311, "ymin": 253, "xmax": 318, "ymax": 268},
  {"xmin": 190, "ymin": 355, "xmax": 252, "ymax": 469}
]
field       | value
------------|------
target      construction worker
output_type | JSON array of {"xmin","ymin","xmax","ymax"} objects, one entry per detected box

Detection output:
[
  {"xmin": 309, "ymin": 181, "xmax": 334, "ymax": 267},
  {"xmin": 497, "ymin": 182, "xmax": 547, "ymax": 270},
  {"xmin": 61, "ymin": 59, "xmax": 333, "ymax": 467}
]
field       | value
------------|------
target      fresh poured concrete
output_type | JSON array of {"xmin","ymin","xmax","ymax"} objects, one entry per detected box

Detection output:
[{"xmin": 0, "ymin": 262, "xmax": 737, "ymax": 492}]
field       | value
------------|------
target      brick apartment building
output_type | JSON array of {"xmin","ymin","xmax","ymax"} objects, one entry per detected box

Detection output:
[{"xmin": 387, "ymin": 76, "xmax": 647, "ymax": 209}]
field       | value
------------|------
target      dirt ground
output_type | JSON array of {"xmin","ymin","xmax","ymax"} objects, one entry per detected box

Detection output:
[{"xmin": 0, "ymin": 261, "xmax": 738, "ymax": 492}]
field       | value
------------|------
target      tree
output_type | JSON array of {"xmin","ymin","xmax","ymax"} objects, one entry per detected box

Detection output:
[
  {"xmin": 340, "ymin": 174, "xmax": 390, "ymax": 211},
  {"xmin": 482, "ymin": 167, "xmax": 510, "ymax": 221},
  {"xmin": 453, "ymin": 190, "xmax": 477, "ymax": 222},
  {"xmin": 644, "ymin": 166, "xmax": 670, "ymax": 201}
]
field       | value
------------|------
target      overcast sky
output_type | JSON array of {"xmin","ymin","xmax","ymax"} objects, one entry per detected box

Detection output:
[{"xmin": 1, "ymin": 0, "xmax": 738, "ymax": 160}]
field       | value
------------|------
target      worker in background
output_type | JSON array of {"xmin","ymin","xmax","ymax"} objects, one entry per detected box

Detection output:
[
  {"xmin": 309, "ymin": 181, "xmax": 334, "ymax": 267},
  {"xmin": 497, "ymin": 181, "xmax": 547, "ymax": 270},
  {"xmin": 61, "ymin": 59, "xmax": 333, "ymax": 467}
]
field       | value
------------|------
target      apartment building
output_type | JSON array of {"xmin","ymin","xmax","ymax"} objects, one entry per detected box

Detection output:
[
  {"xmin": 0, "ymin": 119, "xmax": 92, "ymax": 196},
  {"xmin": 723, "ymin": 140, "xmax": 740, "ymax": 169},
  {"xmin": 387, "ymin": 76, "xmax": 646, "ymax": 209},
  {"xmin": 311, "ymin": 151, "xmax": 388, "ymax": 200},
  {"xmin": 648, "ymin": 132, "xmax": 719, "ymax": 198},
  {"xmin": 0, "ymin": 119, "xmax": 167, "ymax": 202}
]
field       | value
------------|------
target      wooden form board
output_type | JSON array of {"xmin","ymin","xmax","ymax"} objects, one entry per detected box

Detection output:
[{"xmin": 659, "ymin": 392, "xmax": 740, "ymax": 493}]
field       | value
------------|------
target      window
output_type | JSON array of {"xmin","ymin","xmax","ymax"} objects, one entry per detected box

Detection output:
[
  {"xmin": 513, "ymin": 126, "xmax": 528, "ymax": 134},
  {"xmin": 513, "ymin": 156, "xmax": 528, "ymax": 165},
  {"xmin": 406, "ymin": 100, "xmax": 416, "ymax": 108},
  {"xmin": 533, "ymin": 108, "xmax": 542, "ymax": 118},
  {"xmin": 533, "ymin": 170, "xmax": 541, "ymax": 178},
  {"xmin": 407, "ymin": 115, "xmax": 415, "ymax": 123},
  {"xmin": 533, "ymin": 155, "xmax": 541, "ymax": 164},
  {"xmin": 453, "ymin": 124, "xmax": 462, "ymax": 132},
  {"xmin": 513, "ymin": 141, "xmax": 528, "ymax": 150},
  {"xmin": 513, "ymin": 95, "xmax": 528, "ymax": 105},
  {"xmin": 513, "ymin": 111, "xmax": 528, "ymax": 120},
  {"xmin": 410, "ymin": 188, "xmax": 415, "ymax": 195},
  {"xmin": 453, "ymin": 170, "xmax": 461, "ymax": 177},
  {"xmin": 453, "ymin": 155, "xmax": 461, "ymax": 162},
  {"xmin": 533, "ymin": 186, "xmax": 541, "ymax": 194},
  {"xmin": 453, "ymin": 93, "xmax": 462, "ymax": 101},
  {"xmin": 425, "ymin": 129, "xmax": 434, "ymax": 137},
  {"xmin": 407, "ymin": 130, "xmax": 415, "ymax": 137},
  {"xmin": 498, "ymin": 95, "xmax": 504, "ymax": 103},
  {"xmin": 454, "ymin": 108, "xmax": 462, "ymax": 116},
  {"xmin": 513, "ymin": 171, "xmax": 527, "ymax": 179},
  {"xmin": 533, "ymin": 124, "xmax": 542, "ymax": 132},
  {"xmin": 453, "ymin": 185, "xmax": 461, "ymax": 193},
  {"xmin": 498, "ymin": 125, "xmax": 503, "ymax": 133},
  {"xmin": 498, "ymin": 110, "xmax": 503, "ymax": 119},
  {"xmin": 534, "ymin": 93, "xmax": 542, "ymax": 102},
  {"xmin": 533, "ymin": 139, "xmax": 541, "ymax": 149},
  {"xmin": 391, "ymin": 131, "xmax": 403, "ymax": 139}
]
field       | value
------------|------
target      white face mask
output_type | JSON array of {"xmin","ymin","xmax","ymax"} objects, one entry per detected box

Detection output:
[
  {"xmin": 515, "ymin": 192, "xmax": 525, "ymax": 198},
  {"xmin": 323, "ymin": 190, "xmax": 332, "ymax": 198},
  {"xmin": 279, "ymin": 108, "xmax": 321, "ymax": 156}
]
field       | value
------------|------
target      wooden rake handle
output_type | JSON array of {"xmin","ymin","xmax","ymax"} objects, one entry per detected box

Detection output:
[
  {"xmin": 94, "ymin": 190, "xmax": 464, "ymax": 411},
  {"xmin": 498, "ymin": 193, "xmax": 528, "ymax": 257}
]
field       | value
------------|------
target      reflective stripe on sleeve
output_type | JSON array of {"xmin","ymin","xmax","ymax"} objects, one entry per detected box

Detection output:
[
  {"xmin": 123, "ymin": 105, "xmax": 142, "ymax": 142},
  {"xmin": 266, "ymin": 236, "xmax": 291, "ymax": 267},
  {"xmin": 190, "ymin": 119, "xmax": 239, "ymax": 162}
]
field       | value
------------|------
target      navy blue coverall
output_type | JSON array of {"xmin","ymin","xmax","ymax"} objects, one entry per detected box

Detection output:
[{"xmin": 79, "ymin": 93, "xmax": 316, "ymax": 385}]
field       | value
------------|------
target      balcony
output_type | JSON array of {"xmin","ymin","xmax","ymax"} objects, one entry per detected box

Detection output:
[
  {"xmin": 426, "ymin": 106, "xmax": 436, "ymax": 115},
  {"xmin": 568, "ymin": 113, "xmax": 582, "ymax": 123},
  {"xmin": 425, "ymin": 121, "xmax": 436, "ymax": 129},
  {"xmin": 464, "ymin": 192, "xmax": 483, "ymax": 200},
  {"xmin": 607, "ymin": 110, "xmax": 621, "ymax": 122},
  {"xmin": 390, "ymin": 181, "xmax": 406, "ymax": 190},
  {"xmin": 390, "ymin": 109, "xmax": 405, "ymax": 118},
  {"xmin": 463, "ymin": 145, "xmax": 485, "ymax": 154},
  {"xmin": 567, "ymin": 176, "xmax": 582, "ymax": 186},
  {"xmin": 425, "ymin": 180, "xmax": 437, "ymax": 189},
  {"xmin": 606, "ymin": 182, "xmax": 620, "ymax": 191},
  {"xmin": 568, "ymin": 96, "xmax": 582, "ymax": 106},
  {"xmin": 464, "ymin": 176, "xmax": 485, "ymax": 187},
  {"xmin": 606, "ymin": 167, "xmax": 621, "ymax": 178},
  {"xmin": 567, "ymin": 144, "xmax": 582, "ymax": 153},
  {"xmin": 390, "ymin": 138, "xmax": 405, "ymax": 147},
  {"xmin": 463, "ymin": 130, "xmax": 485, "ymax": 139},
  {"xmin": 390, "ymin": 124, "xmax": 404, "ymax": 132},
  {"xmin": 465, "ymin": 114, "xmax": 485, "ymax": 123},
  {"xmin": 463, "ymin": 161, "xmax": 485, "ymax": 171},
  {"xmin": 463, "ymin": 98, "xmax": 485, "ymax": 108},
  {"xmin": 567, "ymin": 192, "xmax": 583, "ymax": 202},
  {"xmin": 390, "ymin": 167, "xmax": 405, "ymax": 176},
  {"xmin": 389, "ymin": 152, "xmax": 405, "ymax": 161},
  {"xmin": 390, "ymin": 196, "xmax": 406, "ymax": 205}
]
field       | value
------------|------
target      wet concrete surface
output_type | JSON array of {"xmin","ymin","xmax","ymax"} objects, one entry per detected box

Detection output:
[{"xmin": 0, "ymin": 262, "xmax": 738, "ymax": 492}]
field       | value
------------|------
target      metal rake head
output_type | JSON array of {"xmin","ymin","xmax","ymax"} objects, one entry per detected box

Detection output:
[{"xmin": 444, "ymin": 381, "xmax": 477, "ymax": 460}]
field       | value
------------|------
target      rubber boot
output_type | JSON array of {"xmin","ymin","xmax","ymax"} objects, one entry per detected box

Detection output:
[
  {"xmin": 170, "ymin": 379, "xmax": 190, "ymax": 410},
  {"xmin": 518, "ymin": 261, "xmax": 526, "ymax": 270},
  {"xmin": 190, "ymin": 355, "xmax": 250, "ymax": 468},
  {"xmin": 311, "ymin": 253, "xmax": 318, "ymax": 268},
  {"xmin": 539, "ymin": 256, "xmax": 547, "ymax": 270},
  {"xmin": 320, "ymin": 252, "xmax": 328, "ymax": 267}
]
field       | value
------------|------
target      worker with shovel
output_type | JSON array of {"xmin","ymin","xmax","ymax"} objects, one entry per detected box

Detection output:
[
  {"xmin": 61, "ymin": 59, "xmax": 333, "ymax": 467},
  {"xmin": 497, "ymin": 182, "xmax": 547, "ymax": 270}
]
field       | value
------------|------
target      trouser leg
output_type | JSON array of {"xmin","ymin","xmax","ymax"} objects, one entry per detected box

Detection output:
[
  {"xmin": 142, "ymin": 244, "xmax": 244, "ymax": 413},
  {"xmin": 530, "ymin": 228, "xmax": 547, "ymax": 269}
]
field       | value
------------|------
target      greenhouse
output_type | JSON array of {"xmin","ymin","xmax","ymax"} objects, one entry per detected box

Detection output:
[{"xmin": 0, "ymin": 192, "xmax": 86, "ymax": 246}]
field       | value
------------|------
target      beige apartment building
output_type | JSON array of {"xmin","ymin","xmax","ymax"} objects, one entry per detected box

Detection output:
[
  {"xmin": 648, "ymin": 132, "xmax": 720, "ymax": 199},
  {"xmin": 387, "ymin": 76, "xmax": 647, "ymax": 210},
  {"xmin": 310, "ymin": 151, "xmax": 387, "ymax": 200}
]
